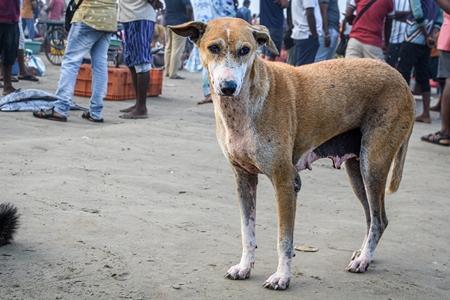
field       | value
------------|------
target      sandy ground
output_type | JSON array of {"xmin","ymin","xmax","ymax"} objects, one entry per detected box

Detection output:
[{"xmin": 0, "ymin": 54, "xmax": 449, "ymax": 300}]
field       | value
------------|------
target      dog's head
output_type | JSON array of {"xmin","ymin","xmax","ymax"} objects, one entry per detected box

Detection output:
[{"xmin": 168, "ymin": 17, "xmax": 278, "ymax": 97}]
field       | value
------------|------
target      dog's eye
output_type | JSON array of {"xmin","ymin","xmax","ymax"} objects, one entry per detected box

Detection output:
[
  {"xmin": 239, "ymin": 47, "xmax": 250, "ymax": 56},
  {"xmin": 208, "ymin": 45, "xmax": 220, "ymax": 54}
]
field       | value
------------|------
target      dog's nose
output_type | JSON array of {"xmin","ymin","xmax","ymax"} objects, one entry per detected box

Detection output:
[{"xmin": 220, "ymin": 80, "xmax": 237, "ymax": 96}]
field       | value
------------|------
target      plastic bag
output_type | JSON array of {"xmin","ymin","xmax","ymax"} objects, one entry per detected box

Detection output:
[{"xmin": 26, "ymin": 55, "xmax": 46, "ymax": 76}]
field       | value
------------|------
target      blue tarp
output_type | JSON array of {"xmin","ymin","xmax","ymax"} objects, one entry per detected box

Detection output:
[{"xmin": 0, "ymin": 89, "xmax": 86, "ymax": 112}]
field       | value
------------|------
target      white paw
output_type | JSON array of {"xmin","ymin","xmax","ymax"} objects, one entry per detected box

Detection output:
[
  {"xmin": 262, "ymin": 272, "xmax": 290, "ymax": 290},
  {"xmin": 346, "ymin": 250, "xmax": 370, "ymax": 273},
  {"xmin": 224, "ymin": 263, "xmax": 252, "ymax": 280}
]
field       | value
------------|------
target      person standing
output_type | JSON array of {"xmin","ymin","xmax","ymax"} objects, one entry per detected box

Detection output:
[
  {"xmin": 118, "ymin": 0, "xmax": 162, "ymax": 119},
  {"xmin": 189, "ymin": 0, "xmax": 236, "ymax": 104},
  {"xmin": 315, "ymin": 0, "xmax": 340, "ymax": 62},
  {"xmin": 259, "ymin": 0, "xmax": 288, "ymax": 61},
  {"xmin": 33, "ymin": 0, "xmax": 117, "ymax": 122},
  {"xmin": 21, "ymin": 0, "xmax": 36, "ymax": 41},
  {"xmin": 45, "ymin": 0, "xmax": 64, "ymax": 21},
  {"xmin": 397, "ymin": 0, "xmax": 443, "ymax": 124},
  {"xmin": 344, "ymin": 0, "xmax": 394, "ymax": 62},
  {"xmin": 237, "ymin": 0, "xmax": 252, "ymax": 23},
  {"xmin": 0, "ymin": 0, "xmax": 20, "ymax": 95},
  {"xmin": 291, "ymin": 0, "xmax": 322, "ymax": 66},
  {"xmin": 164, "ymin": 0, "xmax": 193, "ymax": 80},
  {"xmin": 386, "ymin": 0, "xmax": 410, "ymax": 68},
  {"xmin": 421, "ymin": 0, "xmax": 450, "ymax": 145}
]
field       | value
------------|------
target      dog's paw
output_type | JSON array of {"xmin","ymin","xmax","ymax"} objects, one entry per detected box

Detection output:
[
  {"xmin": 262, "ymin": 273, "xmax": 290, "ymax": 290},
  {"xmin": 346, "ymin": 251, "xmax": 370, "ymax": 273},
  {"xmin": 224, "ymin": 264, "xmax": 252, "ymax": 280}
]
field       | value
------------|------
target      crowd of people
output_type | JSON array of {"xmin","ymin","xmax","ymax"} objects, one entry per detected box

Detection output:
[{"xmin": 1, "ymin": 0, "xmax": 449, "ymax": 146}]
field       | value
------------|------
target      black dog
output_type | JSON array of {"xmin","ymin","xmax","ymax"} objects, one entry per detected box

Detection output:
[{"xmin": 0, "ymin": 203, "xmax": 19, "ymax": 247}]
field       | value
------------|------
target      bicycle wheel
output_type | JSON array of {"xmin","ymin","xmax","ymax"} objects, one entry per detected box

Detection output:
[{"xmin": 44, "ymin": 27, "xmax": 67, "ymax": 66}]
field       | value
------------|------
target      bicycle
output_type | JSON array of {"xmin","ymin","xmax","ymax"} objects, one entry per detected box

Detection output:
[{"xmin": 36, "ymin": 19, "xmax": 68, "ymax": 66}]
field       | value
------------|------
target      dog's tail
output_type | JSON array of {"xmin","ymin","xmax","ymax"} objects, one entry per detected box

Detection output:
[
  {"xmin": 386, "ymin": 131, "xmax": 412, "ymax": 195},
  {"xmin": 0, "ymin": 203, "xmax": 19, "ymax": 247}
]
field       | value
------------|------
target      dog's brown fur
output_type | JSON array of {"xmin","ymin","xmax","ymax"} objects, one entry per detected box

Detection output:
[{"xmin": 169, "ymin": 18, "xmax": 414, "ymax": 290}]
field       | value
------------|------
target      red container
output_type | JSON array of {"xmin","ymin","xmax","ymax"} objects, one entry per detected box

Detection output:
[{"xmin": 73, "ymin": 65, "xmax": 163, "ymax": 100}]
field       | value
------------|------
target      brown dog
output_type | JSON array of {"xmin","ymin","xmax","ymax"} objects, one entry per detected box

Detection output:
[{"xmin": 169, "ymin": 18, "xmax": 414, "ymax": 290}]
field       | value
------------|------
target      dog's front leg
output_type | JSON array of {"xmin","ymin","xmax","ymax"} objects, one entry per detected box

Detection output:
[
  {"xmin": 263, "ymin": 168, "xmax": 301, "ymax": 290},
  {"xmin": 225, "ymin": 168, "xmax": 258, "ymax": 280}
]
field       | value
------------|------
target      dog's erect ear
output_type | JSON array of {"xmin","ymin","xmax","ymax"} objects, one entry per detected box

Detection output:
[
  {"xmin": 251, "ymin": 25, "xmax": 279, "ymax": 56},
  {"xmin": 167, "ymin": 21, "xmax": 208, "ymax": 47}
]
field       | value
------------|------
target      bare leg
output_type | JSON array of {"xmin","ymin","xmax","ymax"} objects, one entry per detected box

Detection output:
[
  {"xmin": 415, "ymin": 91, "xmax": 432, "ymax": 123},
  {"xmin": 17, "ymin": 49, "xmax": 38, "ymax": 81},
  {"xmin": 1, "ymin": 64, "xmax": 17, "ymax": 95},
  {"xmin": 441, "ymin": 78, "xmax": 450, "ymax": 135},
  {"xmin": 120, "ymin": 67, "xmax": 149, "ymax": 119}
]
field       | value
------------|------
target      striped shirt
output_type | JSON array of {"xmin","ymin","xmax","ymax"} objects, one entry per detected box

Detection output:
[{"xmin": 390, "ymin": 0, "xmax": 410, "ymax": 44}]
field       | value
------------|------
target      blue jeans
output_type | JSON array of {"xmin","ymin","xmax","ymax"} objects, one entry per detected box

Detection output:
[
  {"xmin": 54, "ymin": 22, "xmax": 111, "ymax": 120},
  {"xmin": 22, "ymin": 18, "xmax": 35, "ymax": 41},
  {"xmin": 294, "ymin": 35, "xmax": 320, "ymax": 66},
  {"xmin": 315, "ymin": 28, "xmax": 339, "ymax": 62}
]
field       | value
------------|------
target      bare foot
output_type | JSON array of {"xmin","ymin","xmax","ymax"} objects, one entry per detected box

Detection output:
[
  {"xmin": 119, "ymin": 109, "xmax": 148, "ymax": 119},
  {"xmin": 430, "ymin": 101, "xmax": 441, "ymax": 112},
  {"xmin": 197, "ymin": 95, "xmax": 212, "ymax": 105},
  {"xmin": 2, "ymin": 86, "xmax": 17, "ymax": 96},
  {"xmin": 119, "ymin": 105, "xmax": 135, "ymax": 113},
  {"xmin": 415, "ymin": 115, "xmax": 431, "ymax": 124}
]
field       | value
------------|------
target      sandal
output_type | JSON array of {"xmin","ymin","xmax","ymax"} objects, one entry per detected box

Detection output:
[
  {"xmin": 33, "ymin": 108, "xmax": 67, "ymax": 122},
  {"xmin": 18, "ymin": 74, "xmax": 39, "ymax": 82},
  {"xmin": 420, "ymin": 131, "xmax": 450, "ymax": 147},
  {"xmin": 169, "ymin": 75, "xmax": 185, "ymax": 80},
  {"xmin": 82, "ymin": 111, "xmax": 103, "ymax": 123}
]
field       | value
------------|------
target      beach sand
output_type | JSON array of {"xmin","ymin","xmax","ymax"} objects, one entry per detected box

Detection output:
[{"xmin": 1, "ymin": 54, "xmax": 449, "ymax": 299}]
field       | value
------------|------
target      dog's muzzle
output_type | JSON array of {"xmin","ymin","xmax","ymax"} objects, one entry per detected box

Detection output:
[{"xmin": 220, "ymin": 80, "xmax": 237, "ymax": 96}]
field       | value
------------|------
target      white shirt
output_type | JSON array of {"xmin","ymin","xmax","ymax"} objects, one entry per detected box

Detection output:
[
  {"xmin": 291, "ymin": 0, "xmax": 323, "ymax": 40},
  {"xmin": 118, "ymin": 0, "xmax": 156, "ymax": 23}
]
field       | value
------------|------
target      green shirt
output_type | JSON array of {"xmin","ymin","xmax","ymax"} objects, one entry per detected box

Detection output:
[{"xmin": 72, "ymin": 0, "xmax": 117, "ymax": 32}]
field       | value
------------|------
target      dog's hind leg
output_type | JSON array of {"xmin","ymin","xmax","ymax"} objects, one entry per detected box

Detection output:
[
  {"xmin": 345, "ymin": 148, "xmax": 391, "ymax": 273},
  {"xmin": 344, "ymin": 158, "xmax": 371, "ymax": 267},
  {"xmin": 225, "ymin": 169, "xmax": 258, "ymax": 280}
]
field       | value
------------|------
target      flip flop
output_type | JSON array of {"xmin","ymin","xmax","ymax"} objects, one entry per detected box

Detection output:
[
  {"xmin": 18, "ymin": 74, "xmax": 39, "ymax": 82},
  {"xmin": 170, "ymin": 75, "xmax": 184, "ymax": 80},
  {"xmin": 81, "ymin": 111, "xmax": 103, "ymax": 123},
  {"xmin": 33, "ymin": 108, "xmax": 67, "ymax": 122},
  {"xmin": 420, "ymin": 131, "xmax": 450, "ymax": 146}
]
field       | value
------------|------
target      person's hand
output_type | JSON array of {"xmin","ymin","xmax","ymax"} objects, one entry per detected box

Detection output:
[
  {"xmin": 324, "ymin": 35, "xmax": 331, "ymax": 47},
  {"xmin": 148, "ymin": 0, "xmax": 164, "ymax": 10},
  {"xmin": 427, "ymin": 35, "xmax": 436, "ymax": 48},
  {"xmin": 382, "ymin": 44, "xmax": 389, "ymax": 56}
]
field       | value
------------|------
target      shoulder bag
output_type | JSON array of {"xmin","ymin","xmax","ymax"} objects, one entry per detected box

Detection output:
[
  {"xmin": 65, "ymin": 0, "xmax": 84, "ymax": 32},
  {"xmin": 335, "ymin": 0, "xmax": 377, "ymax": 57}
]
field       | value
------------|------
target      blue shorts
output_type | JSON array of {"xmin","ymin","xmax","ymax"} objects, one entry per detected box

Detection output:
[{"xmin": 123, "ymin": 20, "xmax": 155, "ymax": 69}]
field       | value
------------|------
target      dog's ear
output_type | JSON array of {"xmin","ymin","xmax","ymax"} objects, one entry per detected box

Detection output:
[
  {"xmin": 251, "ymin": 25, "xmax": 279, "ymax": 56},
  {"xmin": 167, "ymin": 21, "xmax": 208, "ymax": 47}
]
